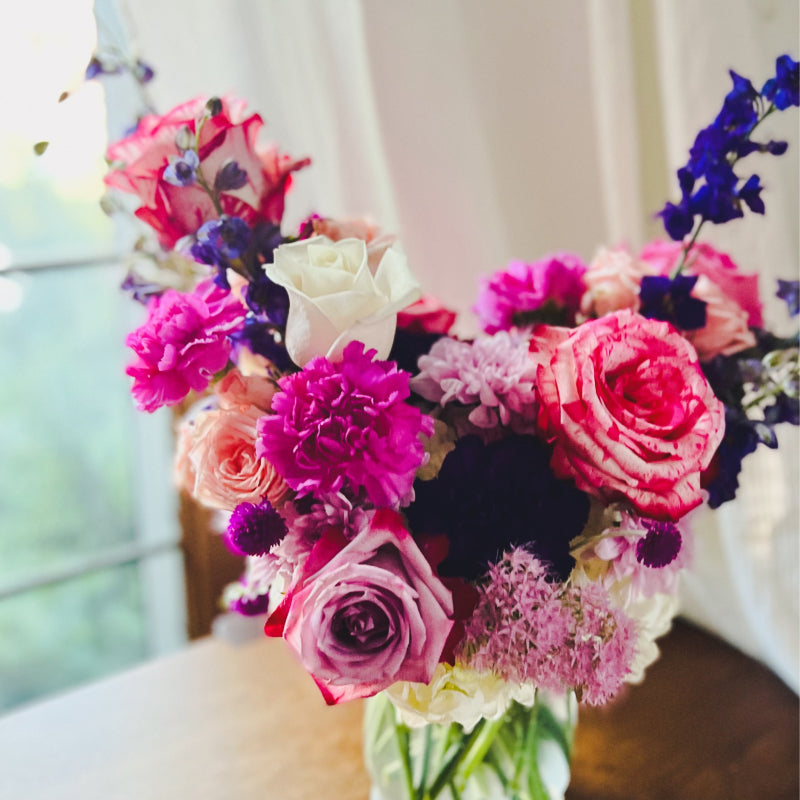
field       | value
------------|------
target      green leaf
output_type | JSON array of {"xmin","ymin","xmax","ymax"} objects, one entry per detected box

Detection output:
[
  {"xmin": 536, "ymin": 704, "xmax": 573, "ymax": 762},
  {"xmin": 33, "ymin": 141, "xmax": 49, "ymax": 156}
]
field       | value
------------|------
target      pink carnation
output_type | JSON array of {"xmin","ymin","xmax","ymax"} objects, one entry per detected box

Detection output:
[
  {"xmin": 473, "ymin": 253, "xmax": 587, "ymax": 334},
  {"xmin": 639, "ymin": 239, "xmax": 763, "ymax": 328},
  {"xmin": 125, "ymin": 280, "xmax": 246, "ymax": 412},
  {"xmin": 411, "ymin": 332, "xmax": 539, "ymax": 431},
  {"xmin": 256, "ymin": 341, "xmax": 434, "ymax": 508},
  {"xmin": 461, "ymin": 548, "xmax": 636, "ymax": 705}
]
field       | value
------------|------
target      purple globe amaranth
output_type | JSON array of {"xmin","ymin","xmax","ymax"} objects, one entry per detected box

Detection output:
[
  {"xmin": 225, "ymin": 498, "xmax": 288, "ymax": 556},
  {"xmin": 636, "ymin": 520, "xmax": 682, "ymax": 568},
  {"xmin": 405, "ymin": 434, "xmax": 590, "ymax": 582}
]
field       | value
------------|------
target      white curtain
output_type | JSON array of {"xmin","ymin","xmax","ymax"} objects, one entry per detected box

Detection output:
[{"xmin": 123, "ymin": 0, "xmax": 799, "ymax": 688}]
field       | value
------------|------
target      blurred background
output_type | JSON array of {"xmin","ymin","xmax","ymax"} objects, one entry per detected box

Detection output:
[{"xmin": 0, "ymin": 0, "xmax": 797, "ymax": 712}]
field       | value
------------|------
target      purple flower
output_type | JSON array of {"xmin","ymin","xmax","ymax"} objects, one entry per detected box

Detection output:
[
  {"xmin": 639, "ymin": 274, "xmax": 707, "ymax": 330},
  {"xmin": 225, "ymin": 498, "xmax": 288, "ymax": 556},
  {"xmin": 635, "ymin": 520, "xmax": 682, "ymax": 568},
  {"xmin": 214, "ymin": 159, "xmax": 249, "ymax": 192},
  {"xmin": 163, "ymin": 149, "xmax": 200, "ymax": 187},
  {"xmin": 777, "ymin": 279, "xmax": 799, "ymax": 317},
  {"xmin": 762, "ymin": 54, "xmax": 799, "ymax": 110},
  {"xmin": 256, "ymin": 341, "xmax": 435, "ymax": 508},
  {"xmin": 473, "ymin": 253, "xmax": 587, "ymax": 334},
  {"xmin": 125, "ymin": 279, "xmax": 246, "ymax": 412}
]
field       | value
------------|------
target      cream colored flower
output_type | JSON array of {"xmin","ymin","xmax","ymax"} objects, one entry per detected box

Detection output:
[{"xmin": 265, "ymin": 235, "xmax": 421, "ymax": 366}]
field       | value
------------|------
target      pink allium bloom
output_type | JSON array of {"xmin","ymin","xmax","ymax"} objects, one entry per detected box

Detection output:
[
  {"xmin": 536, "ymin": 310, "xmax": 725, "ymax": 521},
  {"xmin": 411, "ymin": 332, "xmax": 539, "ymax": 431},
  {"xmin": 256, "ymin": 341, "xmax": 434, "ymax": 508},
  {"xmin": 473, "ymin": 253, "xmax": 587, "ymax": 334},
  {"xmin": 461, "ymin": 548, "xmax": 636, "ymax": 705},
  {"xmin": 125, "ymin": 280, "xmax": 246, "ymax": 412},
  {"xmin": 105, "ymin": 96, "xmax": 310, "ymax": 248},
  {"xmin": 639, "ymin": 239, "xmax": 763, "ymax": 328},
  {"xmin": 265, "ymin": 510, "xmax": 454, "ymax": 704}
]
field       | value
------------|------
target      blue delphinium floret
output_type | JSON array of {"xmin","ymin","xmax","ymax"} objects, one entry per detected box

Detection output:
[
  {"xmin": 639, "ymin": 274, "xmax": 707, "ymax": 330},
  {"xmin": 762, "ymin": 54, "xmax": 799, "ymax": 110}
]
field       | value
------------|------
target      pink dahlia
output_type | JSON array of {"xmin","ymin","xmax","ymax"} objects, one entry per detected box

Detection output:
[
  {"xmin": 411, "ymin": 332, "xmax": 539, "ymax": 431},
  {"xmin": 256, "ymin": 341, "xmax": 435, "ymax": 508},
  {"xmin": 473, "ymin": 253, "xmax": 587, "ymax": 333},
  {"xmin": 126, "ymin": 280, "xmax": 246, "ymax": 412}
]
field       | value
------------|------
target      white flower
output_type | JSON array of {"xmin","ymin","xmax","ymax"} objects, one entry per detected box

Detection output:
[
  {"xmin": 385, "ymin": 663, "xmax": 536, "ymax": 732},
  {"xmin": 265, "ymin": 236, "xmax": 421, "ymax": 366}
]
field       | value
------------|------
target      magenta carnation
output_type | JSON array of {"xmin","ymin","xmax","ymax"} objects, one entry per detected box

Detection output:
[
  {"xmin": 125, "ymin": 280, "xmax": 246, "ymax": 412},
  {"xmin": 461, "ymin": 548, "xmax": 636, "ymax": 705},
  {"xmin": 256, "ymin": 341, "xmax": 435, "ymax": 508},
  {"xmin": 473, "ymin": 253, "xmax": 587, "ymax": 334}
]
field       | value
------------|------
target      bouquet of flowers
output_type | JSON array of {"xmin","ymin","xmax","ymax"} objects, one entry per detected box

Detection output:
[{"xmin": 97, "ymin": 52, "xmax": 798, "ymax": 799}]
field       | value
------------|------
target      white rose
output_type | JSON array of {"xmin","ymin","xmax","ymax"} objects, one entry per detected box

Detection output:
[{"xmin": 265, "ymin": 236, "xmax": 421, "ymax": 367}]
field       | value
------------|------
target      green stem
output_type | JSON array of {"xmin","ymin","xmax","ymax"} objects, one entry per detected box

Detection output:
[
  {"xmin": 395, "ymin": 720, "xmax": 416, "ymax": 800},
  {"xmin": 415, "ymin": 725, "xmax": 433, "ymax": 800}
]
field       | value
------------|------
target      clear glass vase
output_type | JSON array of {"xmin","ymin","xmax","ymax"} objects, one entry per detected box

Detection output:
[{"xmin": 363, "ymin": 690, "xmax": 577, "ymax": 800}]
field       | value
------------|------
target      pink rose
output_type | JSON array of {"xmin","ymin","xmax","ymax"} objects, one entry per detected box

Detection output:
[
  {"xmin": 125, "ymin": 280, "xmax": 246, "ymax": 413},
  {"xmin": 265, "ymin": 510, "xmax": 454, "ymax": 704},
  {"xmin": 536, "ymin": 310, "xmax": 725, "ymax": 520},
  {"xmin": 639, "ymin": 240, "xmax": 763, "ymax": 328},
  {"xmin": 184, "ymin": 401, "xmax": 289, "ymax": 512},
  {"xmin": 105, "ymin": 96, "xmax": 309, "ymax": 248},
  {"xmin": 397, "ymin": 295, "xmax": 458, "ymax": 335},
  {"xmin": 579, "ymin": 246, "xmax": 658, "ymax": 318},
  {"xmin": 215, "ymin": 367, "xmax": 277, "ymax": 413},
  {"xmin": 682, "ymin": 275, "xmax": 756, "ymax": 359}
]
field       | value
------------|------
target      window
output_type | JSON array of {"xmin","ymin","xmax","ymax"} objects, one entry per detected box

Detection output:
[{"xmin": 0, "ymin": 0, "xmax": 186, "ymax": 712}]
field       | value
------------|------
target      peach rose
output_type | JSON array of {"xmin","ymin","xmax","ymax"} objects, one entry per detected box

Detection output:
[{"xmin": 580, "ymin": 246, "xmax": 658, "ymax": 318}]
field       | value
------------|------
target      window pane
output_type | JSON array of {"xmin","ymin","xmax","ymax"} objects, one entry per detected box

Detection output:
[
  {"xmin": 0, "ymin": 563, "xmax": 148, "ymax": 711},
  {"xmin": 0, "ymin": 263, "xmax": 150, "ymax": 589}
]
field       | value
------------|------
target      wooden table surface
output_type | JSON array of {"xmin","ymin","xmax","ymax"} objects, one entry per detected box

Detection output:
[{"xmin": 0, "ymin": 619, "xmax": 796, "ymax": 800}]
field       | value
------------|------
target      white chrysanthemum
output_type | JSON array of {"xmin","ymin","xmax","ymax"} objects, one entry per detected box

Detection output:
[{"xmin": 385, "ymin": 663, "xmax": 536, "ymax": 732}]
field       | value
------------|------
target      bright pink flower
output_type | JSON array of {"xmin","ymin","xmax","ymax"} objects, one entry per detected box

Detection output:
[
  {"xmin": 397, "ymin": 295, "xmax": 458, "ymax": 335},
  {"xmin": 639, "ymin": 239, "xmax": 763, "ymax": 328},
  {"xmin": 125, "ymin": 280, "xmax": 246, "ymax": 412},
  {"xmin": 265, "ymin": 510, "xmax": 454, "ymax": 704},
  {"xmin": 256, "ymin": 341, "xmax": 434, "ymax": 508},
  {"xmin": 536, "ymin": 310, "xmax": 725, "ymax": 520},
  {"xmin": 105, "ymin": 96, "xmax": 310, "ymax": 248},
  {"xmin": 473, "ymin": 253, "xmax": 587, "ymax": 333}
]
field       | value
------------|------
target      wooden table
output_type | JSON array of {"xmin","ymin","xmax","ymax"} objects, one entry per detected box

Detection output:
[{"xmin": 0, "ymin": 620, "xmax": 796, "ymax": 800}]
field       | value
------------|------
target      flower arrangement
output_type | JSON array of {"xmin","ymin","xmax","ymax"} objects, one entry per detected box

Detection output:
[{"xmin": 95, "ymin": 53, "xmax": 798, "ymax": 798}]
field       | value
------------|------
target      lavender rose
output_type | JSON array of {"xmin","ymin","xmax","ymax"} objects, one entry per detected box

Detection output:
[{"xmin": 266, "ymin": 510, "xmax": 454, "ymax": 704}]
